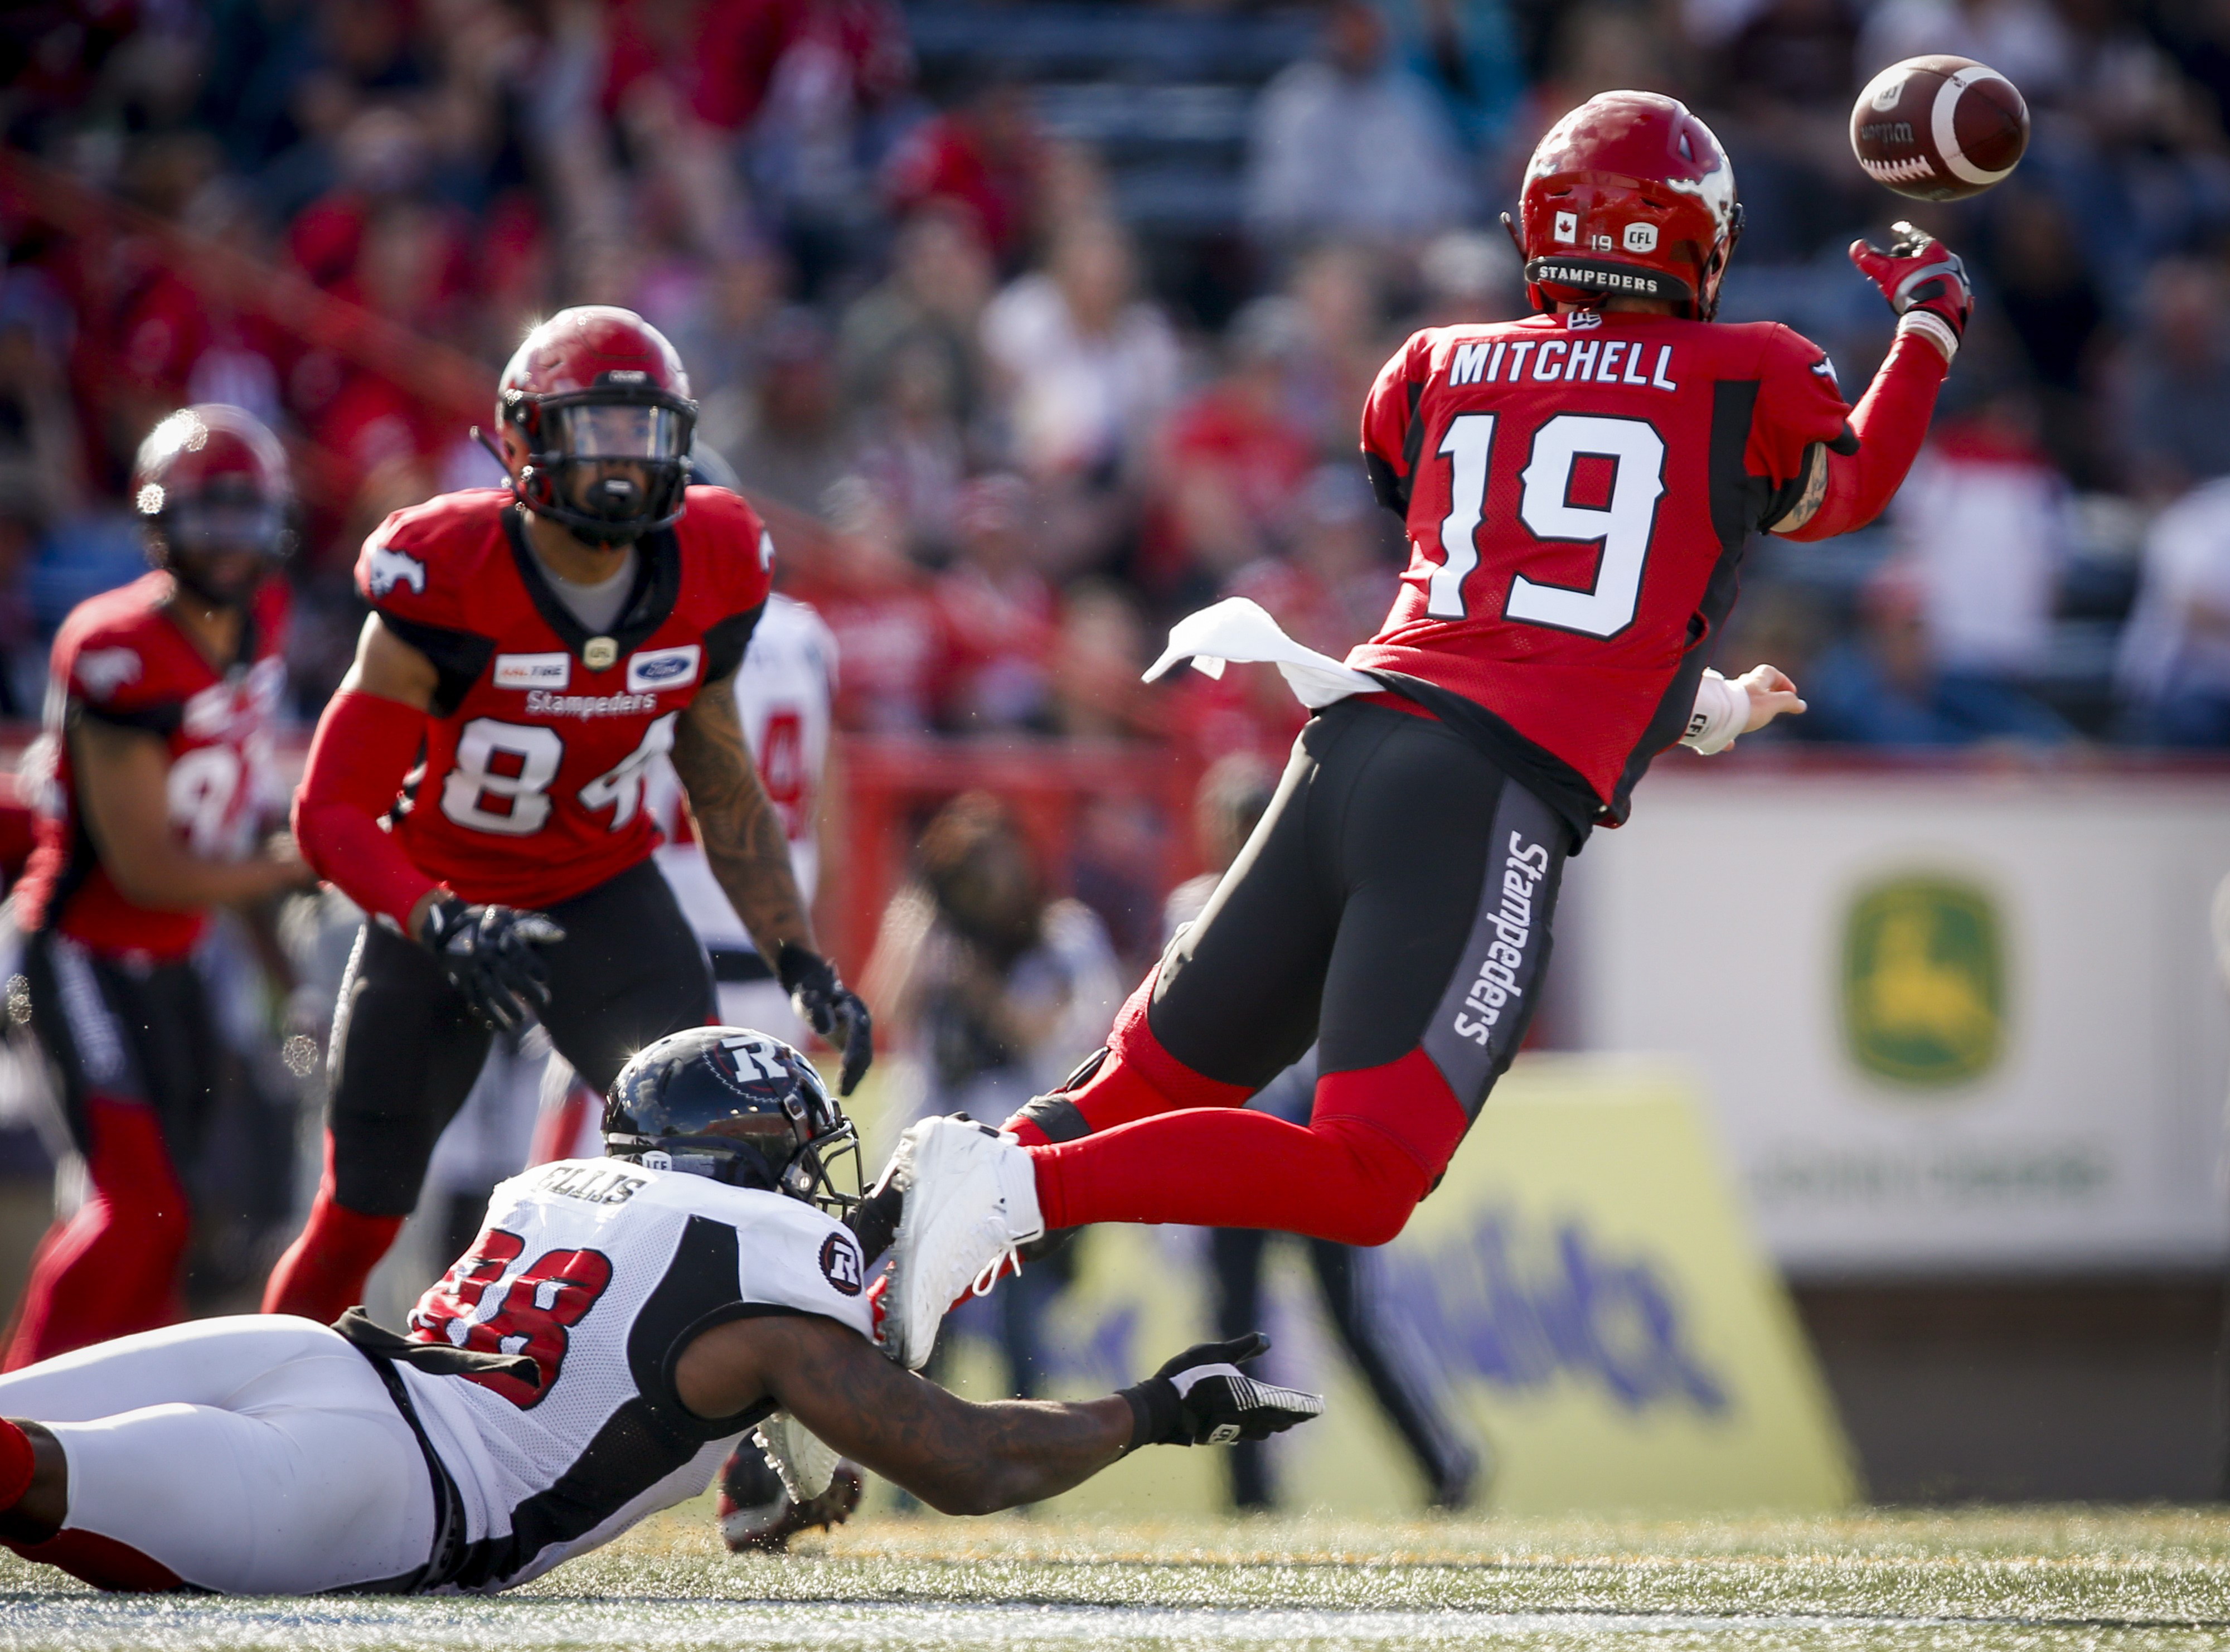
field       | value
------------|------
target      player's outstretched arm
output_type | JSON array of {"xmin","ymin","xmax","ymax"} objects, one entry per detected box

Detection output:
[
  {"xmin": 678, "ymin": 1312, "xmax": 1126, "ymax": 1514},
  {"xmin": 674, "ymin": 1316, "xmax": 1322, "ymax": 1516},
  {"xmin": 1772, "ymin": 223, "xmax": 1967, "ymax": 543},
  {"xmin": 673, "ymin": 677, "xmax": 873, "ymax": 1092}
]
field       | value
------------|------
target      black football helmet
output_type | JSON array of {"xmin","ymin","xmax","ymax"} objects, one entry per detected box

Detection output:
[{"xmin": 604, "ymin": 1027, "xmax": 860, "ymax": 1214}]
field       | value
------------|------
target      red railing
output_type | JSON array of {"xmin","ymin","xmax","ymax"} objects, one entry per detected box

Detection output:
[
  {"xmin": 836, "ymin": 734, "xmax": 1204, "ymax": 978},
  {"xmin": 0, "ymin": 726, "xmax": 1201, "ymax": 983}
]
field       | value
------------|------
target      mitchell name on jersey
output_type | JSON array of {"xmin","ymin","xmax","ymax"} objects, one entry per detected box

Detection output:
[
  {"xmin": 380, "ymin": 1160, "xmax": 872, "ymax": 1593},
  {"xmin": 354, "ymin": 486, "xmax": 773, "ymax": 909},
  {"xmin": 1352, "ymin": 311, "xmax": 1851, "ymax": 835}
]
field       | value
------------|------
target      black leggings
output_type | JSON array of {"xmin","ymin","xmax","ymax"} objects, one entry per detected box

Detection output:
[
  {"xmin": 324, "ymin": 859, "xmax": 715, "ymax": 1214},
  {"xmin": 1150, "ymin": 698, "xmax": 1569, "ymax": 1122},
  {"xmin": 20, "ymin": 932, "xmax": 217, "ymax": 1157}
]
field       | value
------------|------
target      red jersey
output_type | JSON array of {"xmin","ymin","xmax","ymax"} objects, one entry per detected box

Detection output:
[
  {"xmin": 360, "ymin": 486, "xmax": 772, "ymax": 908},
  {"xmin": 16, "ymin": 573, "xmax": 289, "ymax": 960},
  {"xmin": 1351, "ymin": 311, "xmax": 1850, "ymax": 829}
]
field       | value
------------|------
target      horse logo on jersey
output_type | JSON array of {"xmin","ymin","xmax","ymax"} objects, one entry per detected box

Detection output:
[
  {"xmin": 819, "ymin": 1232, "xmax": 864, "ymax": 1296},
  {"xmin": 366, "ymin": 542, "xmax": 428, "ymax": 599},
  {"xmin": 74, "ymin": 647, "xmax": 142, "ymax": 701}
]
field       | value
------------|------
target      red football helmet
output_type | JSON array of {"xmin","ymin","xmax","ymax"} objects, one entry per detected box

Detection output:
[
  {"xmin": 498, "ymin": 306, "xmax": 698, "ymax": 545},
  {"xmin": 1514, "ymin": 92, "xmax": 1744, "ymax": 321},
  {"xmin": 131, "ymin": 403, "xmax": 294, "ymax": 606}
]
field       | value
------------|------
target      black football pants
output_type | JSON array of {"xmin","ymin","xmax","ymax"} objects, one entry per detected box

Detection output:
[
  {"xmin": 1151, "ymin": 696, "xmax": 1570, "ymax": 1123},
  {"xmin": 324, "ymin": 859, "xmax": 715, "ymax": 1215}
]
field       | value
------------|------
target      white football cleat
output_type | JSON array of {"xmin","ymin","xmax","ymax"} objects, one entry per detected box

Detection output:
[
  {"xmin": 754, "ymin": 1409, "xmax": 840, "ymax": 1502},
  {"xmin": 881, "ymin": 1115, "xmax": 1044, "ymax": 1370}
]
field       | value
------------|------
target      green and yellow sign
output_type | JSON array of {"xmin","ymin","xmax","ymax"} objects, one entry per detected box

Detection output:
[
  {"xmin": 884, "ymin": 1058, "xmax": 1855, "ymax": 1517},
  {"xmin": 1840, "ymin": 874, "xmax": 2006, "ymax": 1089}
]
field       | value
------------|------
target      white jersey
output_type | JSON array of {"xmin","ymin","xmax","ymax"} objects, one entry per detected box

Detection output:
[
  {"xmin": 651, "ymin": 593, "xmax": 837, "ymax": 951},
  {"xmin": 389, "ymin": 1160, "xmax": 872, "ymax": 1592}
]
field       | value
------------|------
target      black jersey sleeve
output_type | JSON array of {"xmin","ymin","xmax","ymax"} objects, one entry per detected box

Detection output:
[
  {"xmin": 380, "ymin": 613, "xmax": 497, "ymax": 718},
  {"xmin": 701, "ymin": 602, "xmax": 767, "ymax": 685}
]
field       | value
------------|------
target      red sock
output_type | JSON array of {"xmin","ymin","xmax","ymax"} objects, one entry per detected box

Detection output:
[
  {"xmin": 0, "ymin": 1419, "xmax": 32, "ymax": 1510},
  {"xmin": 1029, "ymin": 1049, "xmax": 1467, "ymax": 1247},
  {"xmin": 260, "ymin": 1134, "xmax": 405, "ymax": 1322},
  {"xmin": 16, "ymin": 1530, "xmax": 183, "ymax": 1591},
  {"xmin": 1002, "ymin": 970, "xmax": 1252, "ymax": 1145},
  {"xmin": 2, "ymin": 1099, "xmax": 191, "ymax": 1372}
]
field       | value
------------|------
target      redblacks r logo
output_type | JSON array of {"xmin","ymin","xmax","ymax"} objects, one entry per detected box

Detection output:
[{"xmin": 820, "ymin": 1232, "xmax": 864, "ymax": 1296}]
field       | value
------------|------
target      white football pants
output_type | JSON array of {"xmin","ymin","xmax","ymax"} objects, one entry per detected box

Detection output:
[{"xmin": 0, "ymin": 1316, "xmax": 435, "ymax": 1593}]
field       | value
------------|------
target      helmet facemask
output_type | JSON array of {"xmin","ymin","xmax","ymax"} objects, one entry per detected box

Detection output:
[
  {"xmin": 505, "ymin": 382, "xmax": 697, "ymax": 547},
  {"xmin": 150, "ymin": 492, "xmax": 294, "ymax": 608}
]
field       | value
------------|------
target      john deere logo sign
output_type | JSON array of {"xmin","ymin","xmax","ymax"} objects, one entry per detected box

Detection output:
[{"xmin": 1841, "ymin": 875, "xmax": 2005, "ymax": 1088}]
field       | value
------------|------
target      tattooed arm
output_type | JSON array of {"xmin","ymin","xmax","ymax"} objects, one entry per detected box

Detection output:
[
  {"xmin": 670, "ymin": 668, "xmax": 816, "ymax": 960},
  {"xmin": 675, "ymin": 1314, "xmax": 1130, "ymax": 1515},
  {"xmin": 1767, "ymin": 442, "xmax": 1831, "ymax": 535}
]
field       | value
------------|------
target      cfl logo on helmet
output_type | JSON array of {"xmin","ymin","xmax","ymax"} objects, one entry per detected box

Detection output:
[
  {"xmin": 1554, "ymin": 211, "xmax": 1577, "ymax": 243},
  {"xmin": 1624, "ymin": 222, "xmax": 1659, "ymax": 253}
]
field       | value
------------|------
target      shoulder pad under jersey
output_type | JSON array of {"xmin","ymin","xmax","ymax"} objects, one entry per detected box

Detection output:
[
  {"xmin": 56, "ymin": 578, "xmax": 187, "ymax": 715},
  {"xmin": 673, "ymin": 485, "xmax": 775, "ymax": 613},
  {"xmin": 356, "ymin": 488, "xmax": 515, "ymax": 631}
]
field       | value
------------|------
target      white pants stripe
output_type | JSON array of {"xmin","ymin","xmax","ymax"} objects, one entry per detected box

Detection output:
[{"xmin": 0, "ymin": 1316, "xmax": 435, "ymax": 1593}]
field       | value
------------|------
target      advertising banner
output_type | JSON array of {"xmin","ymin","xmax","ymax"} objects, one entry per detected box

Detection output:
[
  {"xmin": 912, "ymin": 1057, "xmax": 1855, "ymax": 1517},
  {"xmin": 1567, "ymin": 766, "xmax": 2230, "ymax": 1276}
]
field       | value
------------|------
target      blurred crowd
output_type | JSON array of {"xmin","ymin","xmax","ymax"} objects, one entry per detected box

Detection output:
[
  {"xmin": 2, "ymin": 0, "xmax": 2228, "ymax": 760},
  {"xmin": 0, "ymin": 0, "xmax": 2226, "ymax": 1502}
]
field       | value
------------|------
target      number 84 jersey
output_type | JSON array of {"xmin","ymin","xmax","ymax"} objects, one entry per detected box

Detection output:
[
  {"xmin": 356, "ymin": 485, "xmax": 772, "ymax": 909},
  {"xmin": 1352, "ymin": 312, "xmax": 1850, "ymax": 829}
]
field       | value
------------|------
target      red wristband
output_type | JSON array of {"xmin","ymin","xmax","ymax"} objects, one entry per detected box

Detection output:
[{"xmin": 293, "ymin": 690, "xmax": 442, "ymax": 930}]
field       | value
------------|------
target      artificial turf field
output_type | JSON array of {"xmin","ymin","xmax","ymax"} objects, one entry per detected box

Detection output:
[{"xmin": 0, "ymin": 1506, "xmax": 2226, "ymax": 1650}]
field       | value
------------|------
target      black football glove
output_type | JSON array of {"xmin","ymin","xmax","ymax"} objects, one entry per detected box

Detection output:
[
  {"xmin": 1119, "ymin": 1332, "xmax": 1325, "ymax": 1448},
  {"xmin": 1849, "ymin": 220, "xmax": 1972, "ymax": 354},
  {"xmin": 418, "ymin": 897, "xmax": 564, "ymax": 1033},
  {"xmin": 776, "ymin": 942, "xmax": 874, "ymax": 1095}
]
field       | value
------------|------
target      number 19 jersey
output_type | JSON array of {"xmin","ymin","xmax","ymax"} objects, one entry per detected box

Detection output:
[
  {"xmin": 356, "ymin": 486, "xmax": 773, "ymax": 908},
  {"xmin": 1351, "ymin": 311, "xmax": 1850, "ymax": 828}
]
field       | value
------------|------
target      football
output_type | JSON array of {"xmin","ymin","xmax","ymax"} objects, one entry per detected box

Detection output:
[{"xmin": 1850, "ymin": 55, "xmax": 2029, "ymax": 201}]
